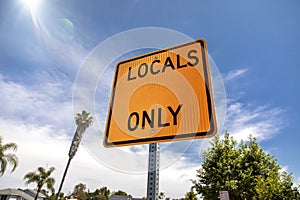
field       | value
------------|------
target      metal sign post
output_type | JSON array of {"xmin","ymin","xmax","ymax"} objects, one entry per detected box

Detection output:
[{"xmin": 147, "ymin": 143, "xmax": 160, "ymax": 200}]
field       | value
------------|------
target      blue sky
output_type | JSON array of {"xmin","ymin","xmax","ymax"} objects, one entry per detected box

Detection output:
[{"xmin": 0, "ymin": 0, "xmax": 300, "ymax": 198}]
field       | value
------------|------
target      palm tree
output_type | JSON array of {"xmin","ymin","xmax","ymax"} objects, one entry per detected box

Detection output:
[
  {"xmin": 56, "ymin": 110, "xmax": 93, "ymax": 200},
  {"xmin": 24, "ymin": 166, "xmax": 55, "ymax": 200},
  {"xmin": 68, "ymin": 110, "xmax": 93, "ymax": 159},
  {"xmin": 0, "ymin": 136, "xmax": 18, "ymax": 176}
]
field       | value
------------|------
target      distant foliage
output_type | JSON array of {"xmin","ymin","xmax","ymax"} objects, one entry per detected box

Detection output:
[
  {"xmin": 0, "ymin": 136, "xmax": 18, "ymax": 176},
  {"xmin": 158, "ymin": 192, "xmax": 165, "ymax": 200},
  {"xmin": 183, "ymin": 190, "xmax": 197, "ymax": 200},
  {"xmin": 90, "ymin": 186, "xmax": 111, "ymax": 200},
  {"xmin": 71, "ymin": 183, "xmax": 88, "ymax": 200},
  {"xmin": 112, "ymin": 190, "xmax": 128, "ymax": 196},
  {"xmin": 192, "ymin": 132, "xmax": 300, "ymax": 199}
]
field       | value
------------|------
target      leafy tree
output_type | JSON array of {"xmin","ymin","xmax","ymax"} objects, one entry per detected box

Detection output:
[
  {"xmin": 24, "ymin": 166, "xmax": 55, "ymax": 200},
  {"xmin": 112, "ymin": 190, "xmax": 127, "ymax": 196},
  {"xmin": 158, "ymin": 192, "xmax": 165, "ymax": 200},
  {"xmin": 48, "ymin": 193, "xmax": 62, "ymax": 200},
  {"xmin": 183, "ymin": 189, "xmax": 197, "ymax": 200},
  {"xmin": 100, "ymin": 186, "xmax": 111, "ymax": 198},
  {"xmin": 72, "ymin": 183, "xmax": 88, "ymax": 200},
  {"xmin": 92, "ymin": 186, "xmax": 111, "ymax": 200},
  {"xmin": 192, "ymin": 132, "xmax": 300, "ymax": 199},
  {"xmin": 93, "ymin": 195, "xmax": 107, "ymax": 200},
  {"xmin": 0, "ymin": 136, "xmax": 18, "ymax": 176}
]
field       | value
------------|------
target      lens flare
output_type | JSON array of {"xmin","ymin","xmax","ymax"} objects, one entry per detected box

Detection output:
[{"xmin": 20, "ymin": 0, "xmax": 42, "ymax": 32}]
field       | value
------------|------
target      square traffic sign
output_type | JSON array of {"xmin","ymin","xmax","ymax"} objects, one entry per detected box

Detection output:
[{"xmin": 104, "ymin": 39, "xmax": 217, "ymax": 147}]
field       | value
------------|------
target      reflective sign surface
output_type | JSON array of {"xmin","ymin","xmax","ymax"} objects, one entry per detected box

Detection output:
[{"xmin": 104, "ymin": 39, "xmax": 217, "ymax": 147}]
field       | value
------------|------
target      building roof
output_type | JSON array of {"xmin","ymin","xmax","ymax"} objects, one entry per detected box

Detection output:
[
  {"xmin": 109, "ymin": 195, "xmax": 132, "ymax": 200},
  {"xmin": 0, "ymin": 188, "xmax": 34, "ymax": 200},
  {"xmin": 24, "ymin": 189, "xmax": 47, "ymax": 198}
]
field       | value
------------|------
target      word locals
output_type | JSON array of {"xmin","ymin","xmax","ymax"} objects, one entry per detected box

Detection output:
[
  {"xmin": 128, "ymin": 104, "xmax": 183, "ymax": 131},
  {"xmin": 127, "ymin": 49, "xmax": 199, "ymax": 81}
]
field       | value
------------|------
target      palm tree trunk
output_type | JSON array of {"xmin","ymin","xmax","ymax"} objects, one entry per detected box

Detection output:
[
  {"xmin": 68, "ymin": 126, "xmax": 86, "ymax": 159},
  {"xmin": 35, "ymin": 186, "xmax": 41, "ymax": 200},
  {"xmin": 56, "ymin": 157, "xmax": 72, "ymax": 200}
]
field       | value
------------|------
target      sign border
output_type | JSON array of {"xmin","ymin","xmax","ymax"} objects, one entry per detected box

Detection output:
[{"xmin": 104, "ymin": 39, "xmax": 217, "ymax": 147}]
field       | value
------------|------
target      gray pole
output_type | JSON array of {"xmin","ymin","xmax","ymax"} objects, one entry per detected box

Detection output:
[
  {"xmin": 147, "ymin": 143, "xmax": 160, "ymax": 200},
  {"xmin": 56, "ymin": 157, "xmax": 72, "ymax": 200},
  {"xmin": 55, "ymin": 126, "xmax": 85, "ymax": 200}
]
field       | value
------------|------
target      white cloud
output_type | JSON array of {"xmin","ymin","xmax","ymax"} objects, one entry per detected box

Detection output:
[
  {"xmin": 160, "ymin": 161, "xmax": 199, "ymax": 198},
  {"xmin": 0, "ymin": 118, "xmax": 70, "ymax": 189},
  {"xmin": 220, "ymin": 67, "xmax": 284, "ymax": 142},
  {"xmin": 223, "ymin": 68, "xmax": 248, "ymax": 82},
  {"xmin": 0, "ymin": 72, "xmax": 202, "ymax": 198},
  {"xmin": 0, "ymin": 74, "xmax": 74, "ymax": 131},
  {"xmin": 0, "ymin": 117, "xmax": 200, "ymax": 198},
  {"xmin": 279, "ymin": 166, "xmax": 289, "ymax": 174},
  {"xmin": 0, "ymin": 63, "xmax": 286, "ymax": 199},
  {"xmin": 224, "ymin": 101, "xmax": 284, "ymax": 142}
]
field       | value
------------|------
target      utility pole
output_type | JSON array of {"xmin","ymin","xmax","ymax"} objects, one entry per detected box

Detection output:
[{"xmin": 147, "ymin": 143, "xmax": 160, "ymax": 200}]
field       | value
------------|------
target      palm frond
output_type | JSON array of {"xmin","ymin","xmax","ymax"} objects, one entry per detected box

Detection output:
[
  {"xmin": 0, "ymin": 159, "xmax": 7, "ymax": 176},
  {"xmin": 0, "ymin": 136, "xmax": 18, "ymax": 176},
  {"xmin": 38, "ymin": 166, "xmax": 46, "ymax": 174},
  {"xmin": 3, "ymin": 143, "xmax": 17, "ymax": 152},
  {"xmin": 46, "ymin": 177, "xmax": 55, "ymax": 194},
  {"xmin": 5, "ymin": 153, "xmax": 18, "ymax": 172},
  {"xmin": 48, "ymin": 167, "xmax": 55, "ymax": 174},
  {"xmin": 75, "ymin": 110, "xmax": 93, "ymax": 127},
  {"xmin": 24, "ymin": 172, "xmax": 40, "ymax": 185}
]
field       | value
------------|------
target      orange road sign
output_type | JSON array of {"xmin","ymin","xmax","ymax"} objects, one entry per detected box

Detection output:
[{"xmin": 104, "ymin": 39, "xmax": 217, "ymax": 147}]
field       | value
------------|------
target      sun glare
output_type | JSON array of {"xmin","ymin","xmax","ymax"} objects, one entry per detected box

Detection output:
[
  {"xmin": 22, "ymin": 0, "xmax": 41, "ymax": 14},
  {"xmin": 20, "ymin": 0, "xmax": 43, "ymax": 32}
]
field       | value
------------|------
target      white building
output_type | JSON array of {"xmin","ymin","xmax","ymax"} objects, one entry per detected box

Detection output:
[{"xmin": 0, "ymin": 188, "xmax": 46, "ymax": 200}]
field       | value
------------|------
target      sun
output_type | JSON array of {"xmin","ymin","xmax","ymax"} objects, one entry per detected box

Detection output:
[
  {"xmin": 22, "ymin": 0, "xmax": 41, "ymax": 14},
  {"xmin": 20, "ymin": 0, "xmax": 43, "ymax": 31}
]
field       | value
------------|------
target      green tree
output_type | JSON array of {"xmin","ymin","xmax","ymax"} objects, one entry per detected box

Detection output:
[
  {"xmin": 192, "ymin": 132, "xmax": 300, "ymax": 199},
  {"xmin": 158, "ymin": 192, "xmax": 165, "ymax": 200},
  {"xmin": 112, "ymin": 190, "xmax": 127, "ymax": 196},
  {"xmin": 24, "ymin": 166, "xmax": 55, "ymax": 200},
  {"xmin": 93, "ymin": 195, "xmax": 107, "ymax": 200},
  {"xmin": 72, "ymin": 183, "xmax": 88, "ymax": 200},
  {"xmin": 98, "ymin": 186, "xmax": 111, "ymax": 199},
  {"xmin": 0, "ymin": 136, "xmax": 18, "ymax": 176},
  {"xmin": 56, "ymin": 111, "xmax": 93, "ymax": 200},
  {"xmin": 69, "ymin": 111, "xmax": 93, "ymax": 159},
  {"xmin": 183, "ymin": 189, "xmax": 197, "ymax": 200},
  {"xmin": 48, "ymin": 193, "xmax": 62, "ymax": 200},
  {"xmin": 90, "ymin": 186, "xmax": 111, "ymax": 200}
]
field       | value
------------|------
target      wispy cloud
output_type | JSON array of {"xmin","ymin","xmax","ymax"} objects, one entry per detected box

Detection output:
[
  {"xmin": 223, "ymin": 68, "xmax": 248, "ymax": 82},
  {"xmin": 1, "ymin": 69, "xmax": 197, "ymax": 198},
  {"xmin": 220, "ymin": 67, "xmax": 284, "ymax": 142},
  {"xmin": 0, "ymin": 47, "xmax": 287, "ymax": 199},
  {"xmin": 224, "ymin": 101, "xmax": 284, "ymax": 142},
  {"xmin": 0, "ymin": 73, "xmax": 74, "ymax": 132},
  {"xmin": 0, "ymin": 117, "xmax": 198, "ymax": 198}
]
